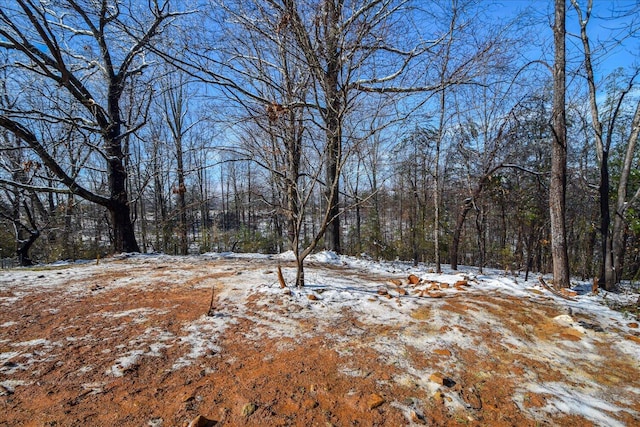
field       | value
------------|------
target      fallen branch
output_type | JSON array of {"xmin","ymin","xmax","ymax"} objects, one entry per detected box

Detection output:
[{"xmin": 538, "ymin": 276, "xmax": 575, "ymax": 300}]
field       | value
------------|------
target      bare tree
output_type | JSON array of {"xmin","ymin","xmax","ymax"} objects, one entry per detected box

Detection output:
[
  {"xmin": 570, "ymin": 0, "xmax": 640, "ymax": 289},
  {"xmin": 0, "ymin": 135, "xmax": 44, "ymax": 265},
  {"xmin": 0, "ymin": 0, "xmax": 183, "ymax": 253},
  {"xmin": 190, "ymin": 0, "xmax": 314, "ymax": 284},
  {"xmin": 159, "ymin": 72, "xmax": 197, "ymax": 255},
  {"xmin": 447, "ymin": 84, "xmax": 531, "ymax": 271},
  {"xmin": 157, "ymin": 0, "xmax": 418, "ymax": 283}
]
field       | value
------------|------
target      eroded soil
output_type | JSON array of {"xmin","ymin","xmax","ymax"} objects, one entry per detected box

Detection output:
[{"xmin": 1, "ymin": 255, "xmax": 639, "ymax": 426}]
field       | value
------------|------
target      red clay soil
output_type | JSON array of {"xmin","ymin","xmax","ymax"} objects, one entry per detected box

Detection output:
[{"xmin": 0, "ymin": 256, "xmax": 638, "ymax": 426}]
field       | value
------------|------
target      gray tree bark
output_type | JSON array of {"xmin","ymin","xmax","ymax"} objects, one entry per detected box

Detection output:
[{"xmin": 550, "ymin": 0, "xmax": 570, "ymax": 287}]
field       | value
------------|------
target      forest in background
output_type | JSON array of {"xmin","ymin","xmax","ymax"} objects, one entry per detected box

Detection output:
[{"xmin": 1, "ymin": 0, "xmax": 639, "ymax": 289}]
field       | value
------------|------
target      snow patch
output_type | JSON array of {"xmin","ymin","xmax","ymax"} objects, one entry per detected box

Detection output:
[
  {"xmin": 106, "ymin": 350, "xmax": 145, "ymax": 377},
  {"xmin": 0, "ymin": 380, "xmax": 29, "ymax": 395},
  {"xmin": 172, "ymin": 315, "xmax": 229, "ymax": 370},
  {"xmin": 522, "ymin": 382, "xmax": 630, "ymax": 427},
  {"xmin": 13, "ymin": 338, "xmax": 50, "ymax": 347},
  {"xmin": 0, "ymin": 351, "xmax": 20, "ymax": 365},
  {"xmin": 105, "ymin": 327, "xmax": 175, "ymax": 377},
  {"xmin": 309, "ymin": 251, "xmax": 342, "ymax": 264}
]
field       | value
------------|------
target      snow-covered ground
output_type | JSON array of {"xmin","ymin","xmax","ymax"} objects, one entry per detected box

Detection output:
[{"xmin": 1, "ymin": 251, "xmax": 639, "ymax": 426}]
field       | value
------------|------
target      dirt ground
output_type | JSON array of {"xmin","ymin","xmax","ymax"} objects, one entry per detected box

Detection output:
[{"xmin": 1, "ymin": 256, "xmax": 639, "ymax": 426}]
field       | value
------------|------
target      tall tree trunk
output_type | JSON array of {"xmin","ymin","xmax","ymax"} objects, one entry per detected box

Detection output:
[
  {"xmin": 475, "ymin": 203, "xmax": 486, "ymax": 274},
  {"xmin": 154, "ymin": 153, "xmax": 168, "ymax": 252},
  {"xmin": 571, "ymin": 0, "xmax": 613, "ymax": 289},
  {"xmin": 354, "ymin": 157, "xmax": 362, "ymax": 255},
  {"xmin": 612, "ymin": 100, "xmax": 640, "ymax": 283},
  {"xmin": 106, "ymin": 111, "xmax": 140, "ymax": 253},
  {"xmin": 284, "ymin": 115, "xmax": 304, "ymax": 286},
  {"xmin": 599, "ymin": 150, "xmax": 615, "ymax": 287},
  {"xmin": 63, "ymin": 194, "xmax": 75, "ymax": 260},
  {"xmin": 198, "ymin": 159, "xmax": 211, "ymax": 252},
  {"xmin": 322, "ymin": 0, "xmax": 342, "ymax": 254},
  {"xmin": 109, "ymin": 198, "xmax": 140, "ymax": 253},
  {"xmin": 16, "ymin": 228, "xmax": 39, "ymax": 266},
  {"xmin": 162, "ymin": 74, "xmax": 191, "ymax": 256},
  {"xmin": 176, "ymin": 140, "xmax": 188, "ymax": 255},
  {"xmin": 550, "ymin": 0, "xmax": 570, "ymax": 287},
  {"xmin": 321, "ymin": 116, "xmax": 341, "ymax": 254},
  {"xmin": 433, "ymin": 135, "xmax": 441, "ymax": 273}
]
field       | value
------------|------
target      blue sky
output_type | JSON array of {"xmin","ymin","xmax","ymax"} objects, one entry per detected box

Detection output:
[{"xmin": 493, "ymin": 0, "xmax": 639, "ymax": 78}]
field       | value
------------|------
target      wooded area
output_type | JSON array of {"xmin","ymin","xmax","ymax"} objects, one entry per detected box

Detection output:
[{"xmin": 1, "ymin": 0, "xmax": 639, "ymax": 289}]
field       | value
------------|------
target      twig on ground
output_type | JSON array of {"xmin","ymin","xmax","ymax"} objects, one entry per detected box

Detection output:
[{"xmin": 207, "ymin": 284, "xmax": 215, "ymax": 316}]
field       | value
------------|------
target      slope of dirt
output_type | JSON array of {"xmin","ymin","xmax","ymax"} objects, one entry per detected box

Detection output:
[{"xmin": 1, "ymin": 254, "xmax": 639, "ymax": 426}]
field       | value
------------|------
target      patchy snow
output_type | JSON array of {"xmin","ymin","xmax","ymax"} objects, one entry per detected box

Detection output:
[
  {"xmin": 1, "ymin": 252, "xmax": 638, "ymax": 425},
  {"xmin": 0, "ymin": 351, "xmax": 21, "ymax": 365},
  {"xmin": 0, "ymin": 380, "xmax": 29, "ymax": 396},
  {"xmin": 521, "ymin": 382, "xmax": 628, "ymax": 427},
  {"xmin": 106, "ymin": 327, "xmax": 176, "ymax": 375},
  {"xmin": 172, "ymin": 315, "xmax": 231, "ymax": 371},
  {"xmin": 106, "ymin": 350, "xmax": 146, "ymax": 377},
  {"xmin": 12, "ymin": 338, "xmax": 51, "ymax": 347},
  {"xmin": 309, "ymin": 250, "xmax": 342, "ymax": 264}
]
